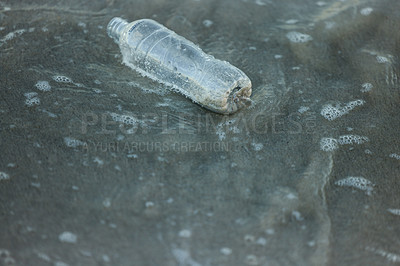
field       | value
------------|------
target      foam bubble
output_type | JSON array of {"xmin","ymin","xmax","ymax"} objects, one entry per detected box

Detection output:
[
  {"xmin": 7, "ymin": 163, "xmax": 16, "ymax": 168},
  {"xmin": 256, "ymin": 237, "xmax": 267, "ymax": 246},
  {"xmin": 252, "ymin": 143, "xmax": 263, "ymax": 151},
  {"xmin": 376, "ymin": 56, "xmax": 389, "ymax": 63},
  {"xmin": 343, "ymin": 100, "xmax": 365, "ymax": 112},
  {"xmin": 320, "ymin": 100, "xmax": 365, "ymax": 121},
  {"xmin": 220, "ymin": 247, "xmax": 232, "ymax": 255},
  {"xmin": 365, "ymin": 149, "xmax": 373, "ymax": 154},
  {"xmin": 286, "ymin": 31, "xmax": 313, "ymax": 43},
  {"xmin": 103, "ymin": 198, "xmax": 111, "ymax": 208},
  {"xmin": 265, "ymin": 229, "xmax": 275, "ymax": 235},
  {"xmin": 93, "ymin": 157, "xmax": 104, "ymax": 166},
  {"xmin": 35, "ymin": 80, "xmax": 51, "ymax": 91},
  {"xmin": 53, "ymin": 75, "xmax": 73, "ymax": 83},
  {"xmin": 25, "ymin": 97, "xmax": 40, "ymax": 106},
  {"xmin": 1, "ymin": 29, "xmax": 26, "ymax": 43},
  {"xmin": 0, "ymin": 249, "xmax": 15, "ymax": 265},
  {"xmin": 360, "ymin": 7, "xmax": 373, "ymax": 16},
  {"xmin": 320, "ymin": 137, "xmax": 338, "ymax": 152},
  {"xmin": 0, "ymin": 172, "xmax": 10, "ymax": 181},
  {"xmin": 388, "ymin": 209, "xmax": 400, "ymax": 216},
  {"xmin": 24, "ymin": 92, "xmax": 38, "ymax": 98},
  {"xmin": 255, "ymin": 0, "xmax": 267, "ymax": 6},
  {"xmin": 337, "ymin": 135, "xmax": 369, "ymax": 145},
  {"xmin": 110, "ymin": 113, "xmax": 138, "ymax": 126},
  {"xmin": 24, "ymin": 92, "xmax": 40, "ymax": 106},
  {"xmin": 320, "ymin": 105, "xmax": 341, "ymax": 120},
  {"xmin": 298, "ymin": 106, "xmax": 310, "ymax": 113},
  {"xmin": 292, "ymin": 211, "xmax": 303, "ymax": 221},
  {"xmin": 366, "ymin": 247, "xmax": 400, "ymax": 263},
  {"xmin": 389, "ymin": 153, "xmax": 400, "ymax": 160},
  {"xmin": 202, "ymin": 20, "xmax": 213, "ymax": 27},
  {"xmin": 55, "ymin": 262, "xmax": 69, "ymax": 266},
  {"xmin": 285, "ymin": 19, "xmax": 298, "ymax": 24},
  {"xmin": 361, "ymin": 83, "xmax": 373, "ymax": 93},
  {"xmin": 58, "ymin": 231, "xmax": 77, "ymax": 243},
  {"xmin": 178, "ymin": 229, "xmax": 192, "ymax": 238},
  {"xmin": 245, "ymin": 254, "xmax": 259, "ymax": 265},
  {"xmin": 335, "ymin": 176, "xmax": 374, "ymax": 194},
  {"xmin": 145, "ymin": 201, "xmax": 154, "ymax": 208},
  {"xmin": 172, "ymin": 249, "xmax": 201, "ymax": 266},
  {"xmin": 37, "ymin": 252, "xmax": 51, "ymax": 262},
  {"xmin": 244, "ymin": 234, "xmax": 255, "ymax": 243},
  {"xmin": 64, "ymin": 137, "xmax": 86, "ymax": 148}
]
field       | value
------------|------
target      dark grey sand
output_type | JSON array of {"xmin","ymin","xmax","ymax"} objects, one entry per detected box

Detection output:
[{"xmin": 1, "ymin": 0, "xmax": 400, "ymax": 265}]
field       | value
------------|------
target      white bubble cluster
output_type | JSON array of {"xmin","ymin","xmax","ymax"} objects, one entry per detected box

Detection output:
[
  {"xmin": 1, "ymin": 29, "xmax": 26, "ymax": 43},
  {"xmin": 366, "ymin": 247, "xmax": 400, "ymax": 263},
  {"xmin": 24, "ymin": 92, "xmax": 40, "ymax": 106},
  {"xmin": 320, "ymin": 100, "xmax": 365, "ymax": 120},
  {"xmin": 53, "ymin": 75, "xmax": 73, "ymax": 83},
  {"xmin": 0, "ymin": 249, "xmax": 15, "ymax": 265},
  {"xmin": 389, "ymin": 153, "xmax": 400, "ymax": 160},
  {"xmin": 320, "ymin": 135, "xmax": 368, "ymax": 152},
  {"xmin": 35, "ymin": 80, "xmax": 51, "ymax": 91},
  {"xmin": 338, "ymin": 135, "xmax": 369, "ymax": 145},
  {"xmin": 298, "ymin": 106, "xmax": 310, "ymax": 113},
  {"xmin": 58, "ymin": 231, "xmax": 77, "ymax": 243},
  {"xmin": 320, "ymin": 138, "xmax": 338, "ymax": 152},
  {"xmin": 286, "ymin": 31, "xmax": 313, "ymax": 43},
  {"xmin": 361, "ymin": 83, "xmax": 373, "ymax": 93},
  {"xmin": 0, "ymin": 172, "xmax": 10, "ymax": 181},
  {"xmin": 360, "ymin": 7, "xmax": 373, "ymax": 16},
  {"xmin": 64, "ymin": 137, "xmax": 86, "ymax": 148},
  {"xmin": 110, "ymin": 113, "xmax": 138, "ymax": 126},
  {"xmin": 335, "ymin": 176, "xmax": 374, "ymax": 194},
  {"xmin": 376, "ymin": 56, "xmax": 389, "ymax": 64}
]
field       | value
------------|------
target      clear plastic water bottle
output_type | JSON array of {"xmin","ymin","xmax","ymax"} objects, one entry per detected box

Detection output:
[{"xmin": 107, "ymin": 17, "xmax": 252, "ymax": 114}]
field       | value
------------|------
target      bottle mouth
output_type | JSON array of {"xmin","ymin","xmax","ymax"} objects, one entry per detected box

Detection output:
[
  {"xmin": 107, "ymin": 17, "xmax": 128, "ymax": 43},
  {"xmin": 226, "ymin": 85, "xmax": 252, "ymax": 113}
]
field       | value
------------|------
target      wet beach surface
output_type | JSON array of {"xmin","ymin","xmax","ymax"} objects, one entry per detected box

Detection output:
[{"xmin": 1, "ymin": 0, "xmax": 400, "ymax": 265}]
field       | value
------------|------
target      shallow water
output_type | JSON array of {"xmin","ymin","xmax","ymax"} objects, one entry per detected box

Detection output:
[{"xmin": 1, "ymin": 0, "xmax": 400, "ymax": 265}]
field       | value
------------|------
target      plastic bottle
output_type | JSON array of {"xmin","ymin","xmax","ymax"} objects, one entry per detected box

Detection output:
[{"xmin": 107, "ymin": 17, "xmax": 252, "ymax": 114}]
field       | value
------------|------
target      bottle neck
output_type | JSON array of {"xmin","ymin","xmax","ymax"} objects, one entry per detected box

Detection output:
[{"xmin": 107, "ymin": 17, "xmax": 128, "ymax": 44}]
